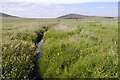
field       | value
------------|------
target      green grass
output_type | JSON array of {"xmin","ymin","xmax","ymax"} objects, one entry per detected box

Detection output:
[
  {"xmin": 0, "ymin": 17, "xmax": 2, "ymax": 79},
  {"xmin": 40, "ymin": 20, "xmax": 118, "ymax": 78},
  {"xmin": 1, "ymin": 17, "xmax": 118, "ymax": 79}
]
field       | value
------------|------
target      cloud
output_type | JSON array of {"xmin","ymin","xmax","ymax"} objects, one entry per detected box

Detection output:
[
  {"xmin": 1, "ymin": 0, "xmax": 119, "ymax": 4},
  {"xmin": 1, "ymin": 2, "xmax": 118, "ymax": 18},
  {"xmin": 96, "ymin": 7, "xmax": 105, "ymax": 9}
]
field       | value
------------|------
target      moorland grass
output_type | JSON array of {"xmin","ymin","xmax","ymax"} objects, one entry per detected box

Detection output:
[{"xmin": 1, "ymin": 17, "xmax": 118, "ymax": 79}]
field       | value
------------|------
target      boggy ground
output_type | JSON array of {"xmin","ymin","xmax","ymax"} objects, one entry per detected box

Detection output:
[{"xmin": 1, "ymin": 17, "xmax": 118, "ymax": 79}]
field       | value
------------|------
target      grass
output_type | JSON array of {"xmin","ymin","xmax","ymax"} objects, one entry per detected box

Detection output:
[
  {"xmin": 40, "ymin": 20, "xmax": 118, "ymax": 78},
  {"xmin": 1, "ymin": 17, "xmax": 118, "ymax": 79},
  {"xmin": 0, "ymin": 17, "xmax": 2, "ymax": 79}
]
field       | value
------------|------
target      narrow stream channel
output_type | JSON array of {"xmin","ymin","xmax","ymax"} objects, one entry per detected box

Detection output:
[
  {"xmin": 31, "ymin": 31, "xmax": 45, "ymax": 79},
  {"xmin": 37, "ymin": 39, "xmax": 45, "ymax": 58},
  {"xmin": 32, "ymin": 39, "xmax": 44, "ymax": 79},
  {"xmin": 32, "ymin": 27, "xmax": 48, "ymax": 79}
]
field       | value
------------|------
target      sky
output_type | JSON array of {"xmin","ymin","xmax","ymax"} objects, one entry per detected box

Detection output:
[{"xmin": 0, "ymin": 0, "xmax": 119, "ymax": 18}]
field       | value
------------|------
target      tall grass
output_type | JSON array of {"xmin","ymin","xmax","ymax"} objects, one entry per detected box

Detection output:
[
  {"xmin": 2, "ymin": 18, "xmax": 58, "ymax": 79},
  {"xmin": 39, "ymin": 20, "xmax": 118, "ymax": 78},
  {"xmin": 2, "ymin": 17, "xmax": 118, "ymax": 79}
]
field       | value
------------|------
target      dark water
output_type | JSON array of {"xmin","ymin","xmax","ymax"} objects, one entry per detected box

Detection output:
[
  {"xmin": 37, "ymin": 39, "xmax": 45, "ymax": 58},
  {"xmin": 31, "ymin": 39, "xmax": 45, "ymax": 79},
  {"xmin": 31, "ymin": 31, "xmax": 45, "ymax": 79}
]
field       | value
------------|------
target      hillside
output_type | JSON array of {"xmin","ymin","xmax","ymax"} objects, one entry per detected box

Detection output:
[
  {"xmin": 57, "ymin": 13, "xmax": 117, "ymax": 20},
  {"xmin": 0, "ymin": 12, "xmax": 18, "ymax": 17},
  {"xmin": 57, "ymin": 13, "xmax": 91, "ymax": 19}
]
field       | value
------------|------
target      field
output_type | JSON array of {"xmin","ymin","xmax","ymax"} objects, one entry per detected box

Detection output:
[{"xmin": 1, "ymin": 17, "xmax": 118, "ymax": 79}]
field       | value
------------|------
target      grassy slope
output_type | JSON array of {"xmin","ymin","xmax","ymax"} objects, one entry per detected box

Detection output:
[{"xmin": 2, "ymin": 17, "xmax": 118, "ymax": 79}]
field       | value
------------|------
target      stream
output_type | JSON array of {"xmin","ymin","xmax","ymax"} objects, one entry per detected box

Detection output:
[
  {"xmin": 36, "ymin": 39, "xmax": 45, "ymax": 58},
  {"xmin": 32, "ymin": 39, "xmax": 45, "ymax": 79},
  {"xmin": 32, "ymin": 27, "xmax": 48, "ymax": 79},
  {"xmin": 32, "ymin": 32, "xmax": 45, "ymax": 79}
]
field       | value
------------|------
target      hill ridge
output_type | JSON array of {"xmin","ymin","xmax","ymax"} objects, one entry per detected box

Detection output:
[{"xmin": 0, "ymin": 12, "xmax": 19, "ymax": 17}]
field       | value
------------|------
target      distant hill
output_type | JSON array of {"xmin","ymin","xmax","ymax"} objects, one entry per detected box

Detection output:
[
  {"xmin": 57, "ymin": 13, "xmax": 90, "ymax": 19},
  {"xmin": 57, "ymin": 13, "xmax": 117, "ymax": 20},
  {"xmin": 0, "ymin": 12, "xmax": 19, "ymax": 17},
  {"xmin": 0, "ymin": 12, "xmax": 116, "ymax": 19}
]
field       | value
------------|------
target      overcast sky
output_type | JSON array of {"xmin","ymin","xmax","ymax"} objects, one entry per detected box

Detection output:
[{"xmin": 0, "ymin": 0, "xmax": 119, "ymax": 18}]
